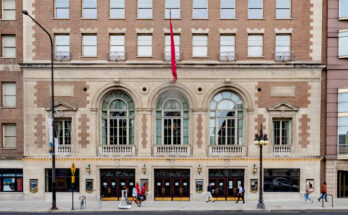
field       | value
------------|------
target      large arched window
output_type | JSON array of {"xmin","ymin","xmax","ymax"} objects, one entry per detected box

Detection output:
[
  {"xmin": 156, "ymin": 92, "xmax": 189, "ymax": 145},
  {"xmin": 210, "ymin": 91, "xmax": 244, "ymax": 145},
  {"xmin": 101, "ymin": 91, "xmax": 135, "ymax": 145}
]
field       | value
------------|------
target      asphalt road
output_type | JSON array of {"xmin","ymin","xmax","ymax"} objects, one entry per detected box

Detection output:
[{"xmin": 0, "ymin": 212, "xmax": 347, "ymax": 215}]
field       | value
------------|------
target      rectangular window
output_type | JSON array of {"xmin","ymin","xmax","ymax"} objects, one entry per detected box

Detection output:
[
  {"xmin": 137, "ymin": 0, "xmax": 152, "ymax": 19},
  {"xmin": 45, "ymin": 169, "xmax": 79, "ymax": 192},
  {"xmin": 276, "ymin": 0, "xmax": 291, "ymax": 19},
  {"xmin": 137, "ymin": 35, "xmax": 152, "ymax": 57},
  {"xmin": 165, "ymin": 0, "xmax": 180, "ymax": 19},
  {"xmin": 56, "ymin": 119, "xmax": 71, "ymax": 145},
  {"xmin": 110, "ymin": 0, "xmax": 125, "ymax": 19},
  {"xmin": 338, "ymin": 91, "xmax": 348, "ymax": 155},
  {"xmin": 193, "ymin": 0, "xmax": 208, "ymax": 19},
  {"xmin": 165, "ymin": 35, "xmax": 180, "ymax": 60},
  {"xmin": 82, "ymin": 35, "xmax": 97, "ymax": 57},
  {"xmin": 273, "ymin": 120, "xmax": 290, "ymax": 145},
  {"xmin": 2, "ymin": 83, "xmax": 16, "ymax": 107},
  {"xmin": 3, "ymin": 124, "xmax": 16, "ymax": 148},
  {"xmin": 55, "ymin": 0, "xmax": 69, "ymax": 19},
  {"xmin": 2, "ymin": 0, "xmax": 16, "ymax": 20},
  {"xmin": 220, "ymin": 0, "xmax": 235, "ymax": 19},
  {"xmin": 2, "ymin": 35, "xmax": 16, "ymax": 58},
  {"xmin": 339, "ymin": 31, "xmax": 348, "ymax": 58},
  {"xmin": 275, "ymin": 34, "xmax": 291, "ymax": 60},
  {"xmin": 0, "ymin": 169, "xmax": 23, "ymax": 192},
  {"xmin": 248, "ymin": 35, "xmax": 263, "ymax": 57},
  {"xmin": 192, "ymin": 35, "xmax": 208, "ymax": 57},
  {"xmin": 248, "ymin": 0, "xmax": 263, "ymax": 19},
  {"xmin": 82, "ymin": 0, "xmax": 97, "ymax": 19},
  {"xmin": 109, "ymin": 35, "xmax": 125, "ymax": 59},
  {"xmin": 55, "ymin": 35, "xmax": 70, "ymax": 60},
  {"xmin": 339, "ymin": 0, "xmax": 348, "ymax": 20},
  {"xmin": 220, "ymin": 35, "xmax": 235, "ymax": 60},
  {"xmin": 264, "ymin": 169, "xmax": 300, "ymax": 192}
]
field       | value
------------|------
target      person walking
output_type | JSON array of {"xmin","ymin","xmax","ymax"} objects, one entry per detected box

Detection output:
[
  {"xmin": 318, "ymin": 182, "xmax": 328, "ymax": 202},
  {"xmin": 132, "ymin": 186, "xmax": 138, "ymax": 205},
  {"xmin": 140, "ymin": 182, "xmax": 147, "ymax": 202},
  {"xmin": 135, "ymin": 182, "xmax": 141, "ymax": 207},
  {"xmin": 235, "ymin": 184, "xmax": 245, "ymax": 204},
  {"xmin": 205, "ymin": 183, "xmax": 215, "ymax": 202},
  {"xmin": 118, "ymin": 186, "xmax": 131, "ymax": 209},
  {"xmin": 304, "ymin": 185, "xmax": 313, "ymax": 203}
]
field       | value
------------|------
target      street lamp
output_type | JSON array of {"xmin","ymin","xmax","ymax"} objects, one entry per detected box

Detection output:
[
  {"xmin": 254, "ymin": 124, "xmax": 269, "ymax": 209},
  {"xmin": 22, "ymin": 10, "xmax": 57, "ymax": 210}
]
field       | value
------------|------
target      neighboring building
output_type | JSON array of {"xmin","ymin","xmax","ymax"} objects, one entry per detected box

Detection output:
[
  {"xmin": 0, "ymin": 0, "xmax": 24, "ymax": 194},
  {"xmin": 326, "ymin": 0, "xmax": 348, "ymax": 198},
  {"xmin": 0, "ymin": 0, "xmax": 324, "ymax": 201}
]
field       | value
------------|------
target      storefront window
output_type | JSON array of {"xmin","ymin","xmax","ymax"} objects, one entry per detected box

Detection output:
[
  {"xmin": 45, "ymin": 169, "xmax": 79, "ymax": 192},
  {"xmin": 0, "ymin": 169, "xmax": 23, "ymax": 192},
  {"xmin": 264, "ymin": 169, "xmax": 300, "ymax": 192}
]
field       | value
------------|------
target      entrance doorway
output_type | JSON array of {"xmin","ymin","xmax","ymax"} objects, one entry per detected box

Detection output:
[
  {"xmin": 154, "ymin": 169, "xmax": 190, "ymax": 201},
  {"xmin": 338, "ymin": 171, "xmax": 348, "ymax": 198},
  {"xmin": 209, "ymin": 169, "xmax": 244, "ymax": 201},
  {"xmin": 100, "ymin": 169, "xmax": 135, "ymax": 200}
]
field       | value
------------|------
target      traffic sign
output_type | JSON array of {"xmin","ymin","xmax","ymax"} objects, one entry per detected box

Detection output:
[{"xmin": 71, "ymin": 163, "xmax": 76, "ymax": 176}]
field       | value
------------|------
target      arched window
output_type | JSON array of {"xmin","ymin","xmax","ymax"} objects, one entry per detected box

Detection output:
[
  {"xmin": 101, "ymin": 91, "xmax": 135, "ymax": 145},
  {"xmin": 210, "ymin": 91, "xmax": 244, "ymax": 145},
  {"xmin": 156, "ymin": 92, "xmax": 189, "ymax": 145}
]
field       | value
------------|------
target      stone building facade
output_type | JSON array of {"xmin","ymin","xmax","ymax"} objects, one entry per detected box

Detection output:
[
  {"xmin": 326, "ymin": 0, "xmax": 348, "ymax": 198},
  {"xmin": 1, "ymin": 0, "xmax": 325, "ymax": 201}
]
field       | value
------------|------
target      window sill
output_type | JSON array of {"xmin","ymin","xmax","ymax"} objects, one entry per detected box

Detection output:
[
  {"xmin": 248, "ymin": 18, "xmax": 264, "ymax": 20},
  {"xmin": 192, "ymin": 56, "xmax": 209, "ymax": 58},
  {"xmin": 0, "ymin": 19, "xmax": 16, "ymax": 21},
  {"xmin": 0, "ymin": 147, "xmax": 17, "ymax": 150},
  {"xmin": 109, "ymin": 18, "xmax": 126, "ymax": 20},
  {"xmin": 339, "ymin": 17, "xmax": 348, "ymax": 21},
  {"xmin": 164, "ymin": 18, "xmax": 181, "ymax": 20},
  {"xmin": 80, "ymin": 56, "xmax": 98, "ymax": 58},
  {"xmin": 247, "ymin": 56, "xmax": 264, "ymax": 58},
  {"xmin": 338, "ymin": 55, "xmax": 348, "ymax": 59},
  {"xmin": 136, "ymin": 56, "xmax": 153, "ymax": 58},
  {"xmin": 0, "ymin": 106, "xmax": 17, "ymax": 109},
  {"xmin": 220, "ymin": 18, "xmax": 237, "ymax": 20},
  {"xmin": 0, "ymin": 57, "xmax": 17, "ymax": 59},
  {"xmin": 136, "ymin": 18, "xmax": 153, "ymax": 20},
  {"xmin": 53, "ymin": 18, "xmax": 70, "ymax": 20},
  {"xmin": 275, "ymin": 18, "xmax": 293, "ymax": 20},
  {"xmin": 192, "ymin": 18, "xmax": 209, "ymax": 20},
  {"xmin": 81, "ymin": 18, "xmax": 98, "ymax": 20}
]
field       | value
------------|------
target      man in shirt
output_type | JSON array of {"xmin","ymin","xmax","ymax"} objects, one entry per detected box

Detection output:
[{"xmin": 235, "ymin": 184, "xmax": 245, "ymax": 204}]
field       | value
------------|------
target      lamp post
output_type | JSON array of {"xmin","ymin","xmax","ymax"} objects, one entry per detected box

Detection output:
[
  {"xmin": 22, "ymin": 10, "xmax": 57, "ymax": 210},
  {"xmin": 254, "ymin": 124, "xmax": 269, "ymax": 209}
]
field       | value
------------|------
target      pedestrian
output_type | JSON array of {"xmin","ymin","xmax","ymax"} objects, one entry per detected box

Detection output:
[
  {"xmin": 304, "ymin": 185, "xmax": 313, "ymax": 203},
  {"xmin": 318, "ymin": 182, "xmax": 328, "ymax": 202},
  {"xmin": 132, "ymin": 185, "xmax": 138, "ymax": 205},
  {"xmin": 135, "ymin": 182, "xmax": 141, "ymax": 207},
  {"xmin": 235, "ymin": 184, "xmax": 245, "ymax": 204},
  {"xmin": 140, "ymin": 182, "xmax": 147, "ymax": 202},
  {"xmin": 205, "ymin": 183, "xmax": 215, "ymax": 202},
  {"xmin": 118, "ymin": 186, "xmax": 131, "ymax": 209}
]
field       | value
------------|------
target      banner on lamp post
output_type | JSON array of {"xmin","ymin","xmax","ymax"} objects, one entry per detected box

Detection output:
[{"xmin": 48, "ymin": 118, "xmax": 53, "ymax": 154}]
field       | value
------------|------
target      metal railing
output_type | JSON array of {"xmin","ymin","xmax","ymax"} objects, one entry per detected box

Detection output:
[
  {"xmin": 163, "ymin": 51, "xmax": 181, "ymax": 61},
  {"xmin": 272, "ymin": 145, "xmax": 291, "ymax": 155},
  {"xmin": 99, "ymin": 145, "xmax": 135, "ymax": 155},
  {"xmin": 55, "ymin": 51, "xmax": 71, "ymax": 61},
  {"xmin": 274, "ymin": 51, "xmax": 293, "ymax": 61},
  {"xmin": 154, "ymin": 145, "xmax": 189, "ymax": 155},
  {"xmin": 322, "ymin": 194, "xmax": 334, "ymax": 208},
  {"xmin": 108, "ymin": 51, "xmax": 126, "ymax": 61},
  {"xmin": 219, "ymin": 51, "xmax": 236, "ymax": 61},
  {"xmin": 209, "ymin": 145, "xmax": 243, "ymax": 155}
]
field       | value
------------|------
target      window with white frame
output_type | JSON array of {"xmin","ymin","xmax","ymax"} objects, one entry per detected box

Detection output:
[
  {"xmin": 338, "ymin": 90, "xmax": 348, "ymax": 155},
  {"xmin": 192, "ymin": 35, "xmax": 208, "ymax": 57},
  {"xmin": 339, "ymin": 0, "xmax": 348, "ymax": 20},
  {"xmin": 137, "ymin": 35, "xmax": 152, "ymax": 57},
  {"xmin": 101, "ymin": 91, "xmax": 135, "ymax": 145},
  {"xmin": 2, "ymin": 83, "xmax": 16, "ymax": 108},
  {"xmin": 339, "ymin": 31, "xmax": 348, "ymax": 57},
  {"xmin": 165, "ymin": 0, "xmax": 180, "ymax": 19},
  {"xmin": 273, "ymin": 120, "xmax": 290, "ymax": 145},
  {"xmin": 220, "ymin": 0, "xmax": 235, "ymax": 19},
  {"xmin": 2, "ymin": 35, "xmax": 16, "ymax": 58},
  {"xmin": 155, "ymin": 92, "xmax": 189, "ymax": 145},
  {"xmin": 137, "ymin": 0, "xmax": 152, "ymax": 19},
  {"xmin": 248, "ymin": 35, "xmax": 263, "ymax": 57},
  {"xmin": 276, "ymin": 0, "xmax": 291, "ymax": 19},
  {"xmin": 56, "ymin": 119, "xmax": 71, "ymax": 145},
  {"xmin": 220, "ymin": 35, "xmax": 235, "ymax": 59},
  {"xmin": 193, "ymin": 0, "xmax": 208, "ymax": 19},
  {"xmin": 55, "ymin": 0, "xmax": 69, "ymax": 19},
  {"xmin": 248, "ymin": 0, "xmax": 263, "ymax": 19},
  {"xmin": 165, "ymin": 35, "xmax": 180, "ymax": 60},
  {"xmin": 275, "ymin": 34, "xmax": 291, "ymax": 56},
  {"xmin": 82, "ymin": 0, "xmax": 97, "ymax": 19},
  {"xmin": 110, "ymin": 0, "xmax": 125, "ymax": 19},
  {"xmin": 110, "ymin": 35, "xmax": 125, "ymax": 59},
  {"xmin": 82, "ymin": 35, "xmax": 97, "ymax": 57},
  {"xmin": 2, "ymin": 124, "xmax": 16, "ymax": 148},
  {"xmin": 209, "ymin": 91, "xmax": 244, "ymax": 145},
  {"xmin": 2, "ymin": 0, "xmax": 16, "ymax": 20},
  {"xmin": 55, "ymin": 35, "xmax": 70, "ymax": 59}
]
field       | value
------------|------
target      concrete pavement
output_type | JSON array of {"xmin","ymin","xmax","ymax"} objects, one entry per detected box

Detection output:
[{"xmin": 0, "ymin": 199, "xmax": 347, "ymax": 213}]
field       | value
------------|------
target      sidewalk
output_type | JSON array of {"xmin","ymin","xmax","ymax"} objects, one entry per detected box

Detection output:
[{"xmin": 0, "ymin": 199, "xmax": 347, "ymax": 212}]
